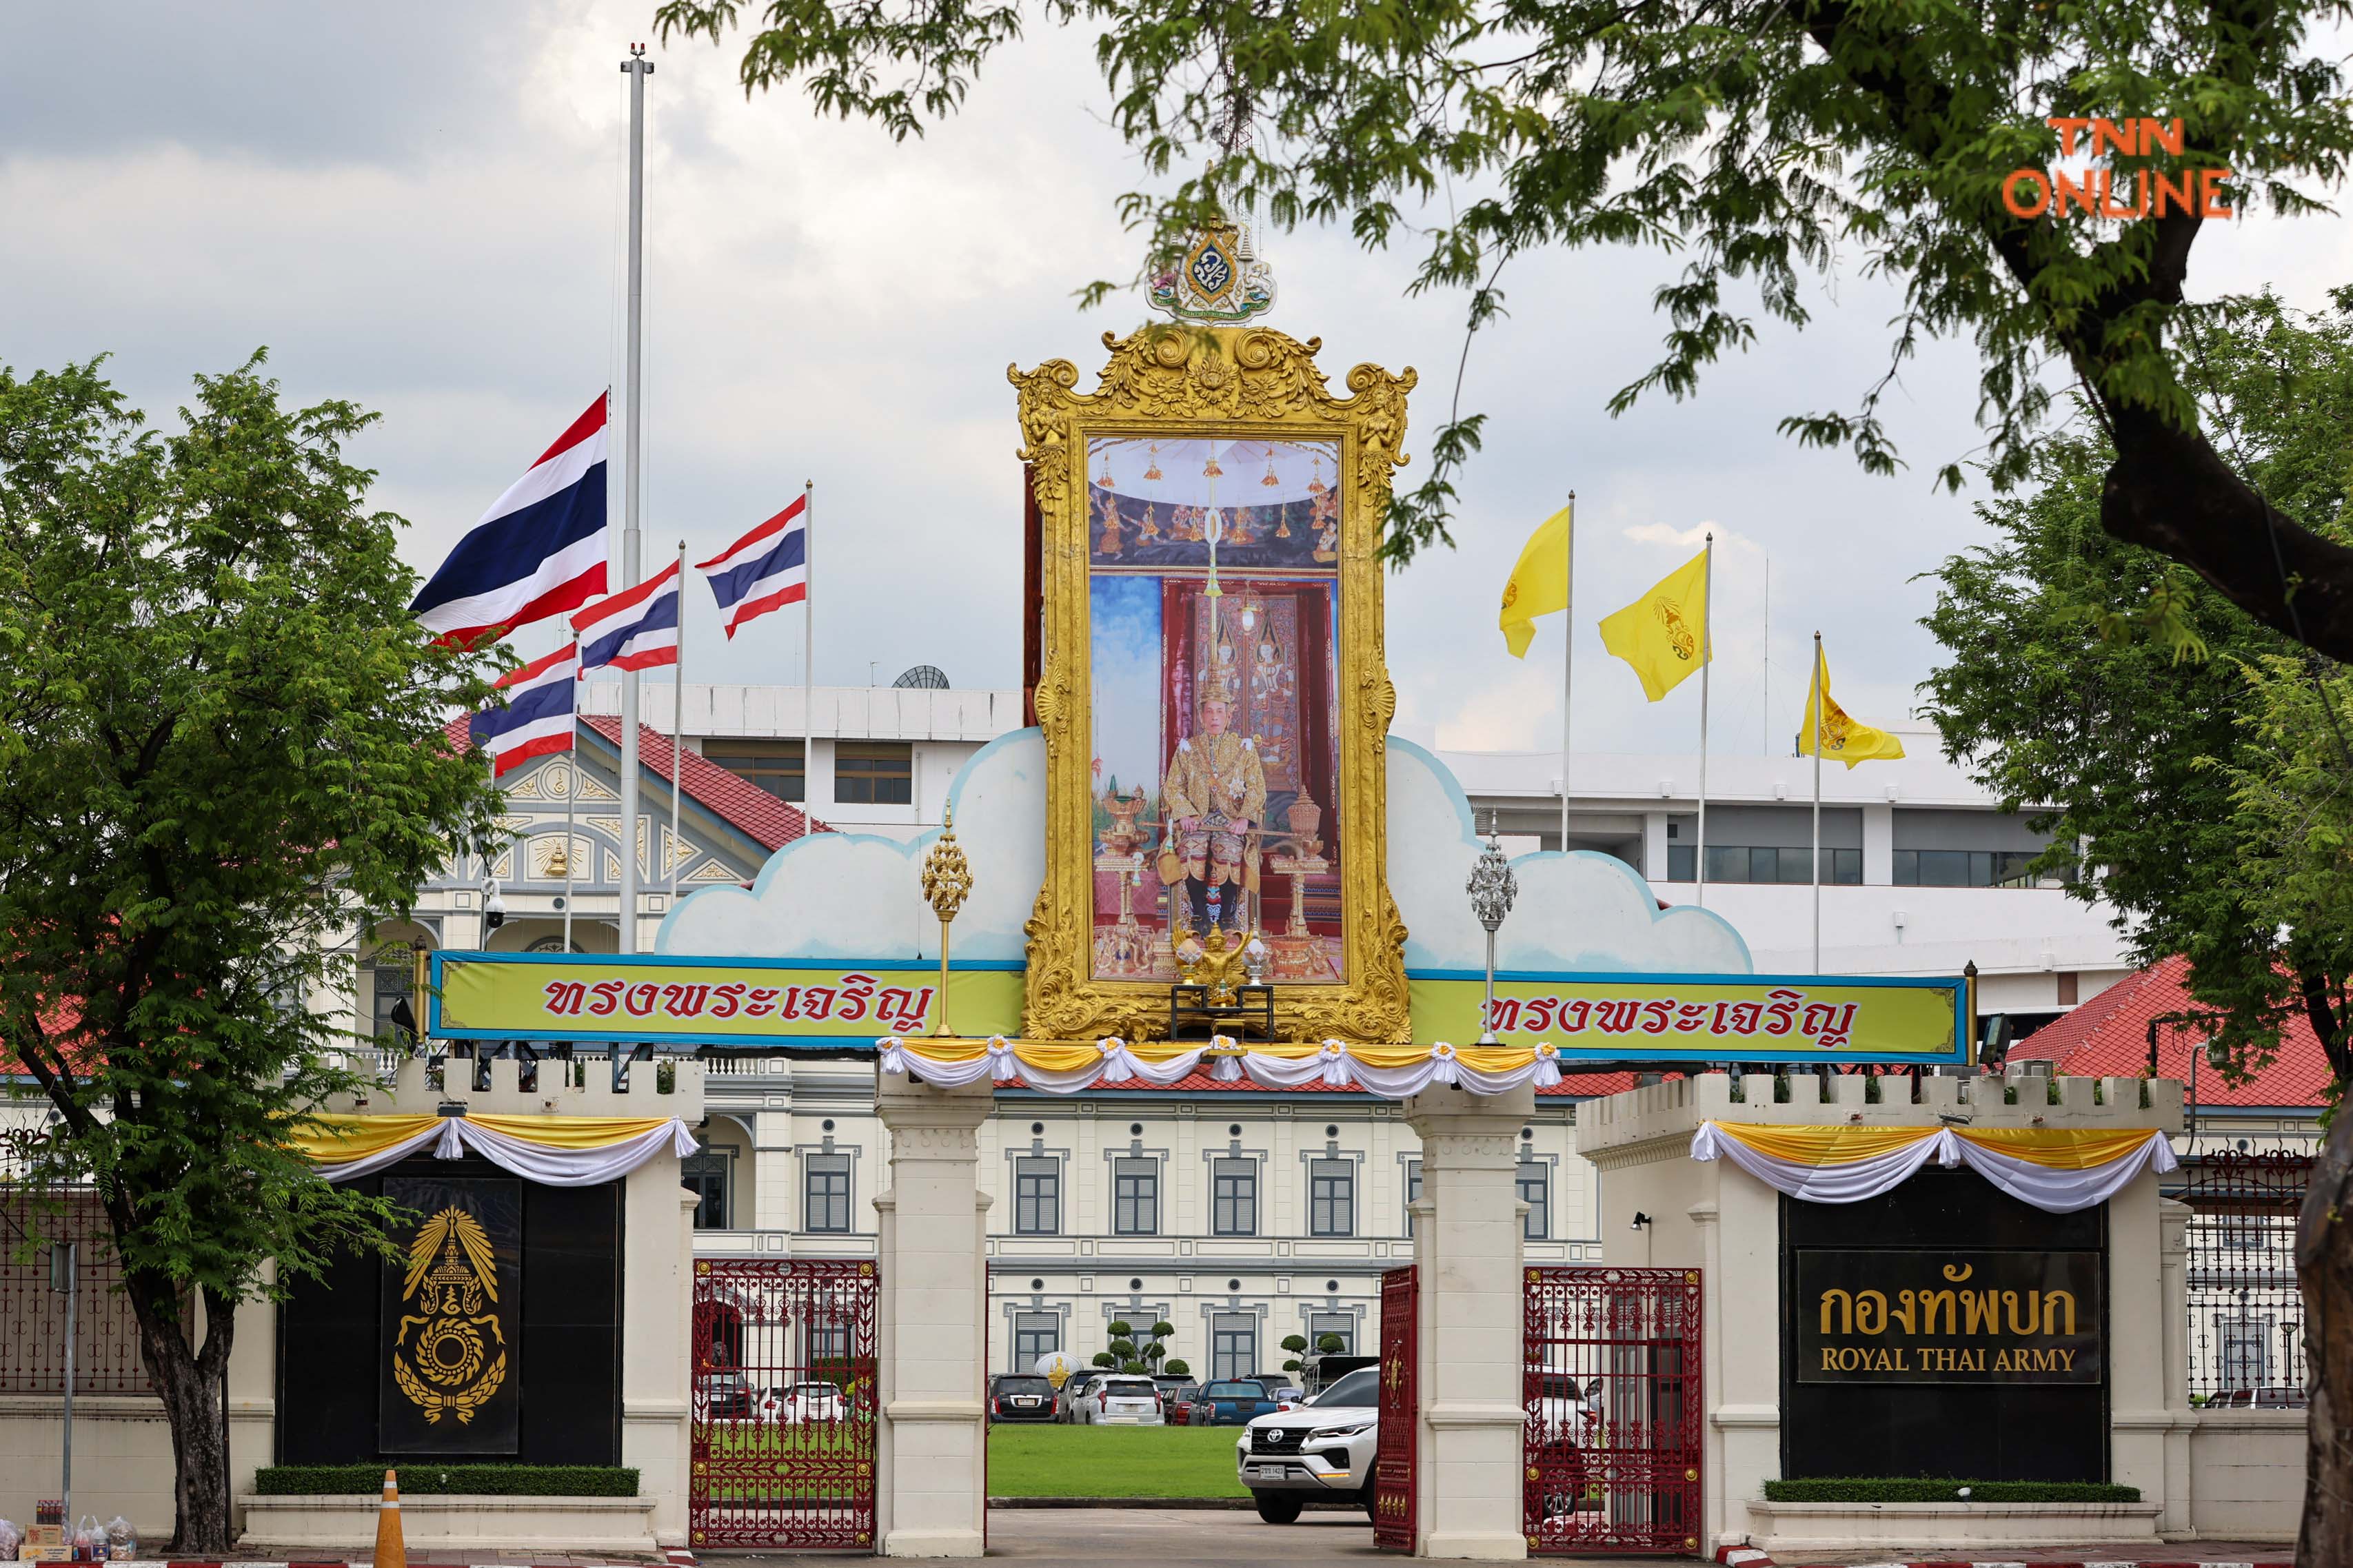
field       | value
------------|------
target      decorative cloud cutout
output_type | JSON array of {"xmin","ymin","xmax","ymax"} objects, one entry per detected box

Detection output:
[
  {"xmin": 656, "ymin": 729, "xmax": 1045, "ymax": 961},
  {"xmin": 658, "ymin": 726, "xmax": 1750, "ymax": 979},
  {"xmin": 1384, "ymin": 737, "xmax": 1752, "ymax": 975}
]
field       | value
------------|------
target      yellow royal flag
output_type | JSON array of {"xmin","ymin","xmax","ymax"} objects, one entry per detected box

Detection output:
[
  {"xmin": 1800, "ymin": 644, "xmax": 1906, "ymax": 766},
  {"xmin": 1497, "ymin": 505, "xmax": 1573, "ymax": 658},
  {"xmin": 1597, "ymin": 548, "xmax": 1710, "ymax": 701}
]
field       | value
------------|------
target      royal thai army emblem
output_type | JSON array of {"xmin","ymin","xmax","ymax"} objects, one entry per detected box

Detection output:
[
  {"xmin": 1149, "ymin": 221, "xmax": 1277, "ymax": 325},
  {"xmin": 392, "ymin": 1205, "xmax": 509, "ymax": 1424}
]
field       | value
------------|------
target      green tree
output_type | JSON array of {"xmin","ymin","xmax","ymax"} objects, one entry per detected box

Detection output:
[
  {"xmin": 1921, "ymin": 289, "xmax": 2353, "ymax": 1091},
  {"xmin": 0, "ymin": 356, "xmax": 505, "ymax": 1551},
  {"xmin": 1919, "ymin": 289, "xmax": 2353, "ymax": 1559},
  {"xmin": 658, "ymin": 0, "xmax": 2353, "ymax": 656}
]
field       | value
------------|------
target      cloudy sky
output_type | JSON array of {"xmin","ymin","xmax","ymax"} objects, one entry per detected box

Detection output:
[{"xmin": 10, "ymin": 3, "xmax": 2347, "ymax": 757}]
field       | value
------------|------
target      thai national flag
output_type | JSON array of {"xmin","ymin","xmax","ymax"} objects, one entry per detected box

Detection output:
[
  {"xmin": 696, "ymin": 494, "xmax": 807, "ymax": 639},
  {"xmin": 469, "ymin": 644, "xmax": 577, "ymax": 777},
  {"xmin": 572, "ymin": 560, "xmax": 680, "ymax": 675},
  {"xmin": 411, "ymin": 395, "xmax": 610, "ymax": 648}
]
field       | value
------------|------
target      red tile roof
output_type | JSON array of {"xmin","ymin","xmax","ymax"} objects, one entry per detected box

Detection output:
[
  {"xmin": 580, "ymin": 716, "xmax": 829, "ymax": 852},
  {"xmin": 442, "ymin": 714, "xmax": 830, "ymax": 853},
  {"xmin": 2008, "ymin": 955, "xmax": 2334, "ymax": 1109}
]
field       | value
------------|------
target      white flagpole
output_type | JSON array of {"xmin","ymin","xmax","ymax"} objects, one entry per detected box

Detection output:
[
  {"xmin": 1697, "ymin": 531, "xmax": 1712, "ymax": 908},
  {"xmin": 564, "ymin": 646, "xmax": 577, "ymax": 954},
  {"xmin": 802, "ymin": 480, "xmax": 816, "ymax": 823},
  {"xmin": 670, "ymin": 540, "xmax": 686, "ymax": 906},
  {"xmin": 616, "ymin": 43, "xmax": 652, "ymax": 955},
  {"xmin": 1560, "ymin": 491, "xmax": 1575, "ymax": 853},
  {"xmin": 1811, "ymin": 631, "xmax": 1824, "ymax": 971}
]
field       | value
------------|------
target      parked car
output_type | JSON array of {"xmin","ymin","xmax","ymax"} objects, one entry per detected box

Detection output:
[
  {"xmin": 1075, "ymin": 1374, "xmax": 1165, "ymax": 1425},
  {"xmin": 1256, "ymin": 1374, "xmax": 1306, "ymax": 1405},
  {"xmin": 765, "ymin": 1380, "xmax": 847, "ymax": 1425},
  {"xmin": 1235, "ymin": 1365, "xmax": 1382, "ymax": 1523},
  {"xmin": 2208, "ymin": 1386, "xmax": 2309, "ymax": 1409},
  {"xmin": 1525, "ymin": 1372, "xmax": 1597, "ymax": 1518},
  {"xmin": 704, "ymin": 1369, "xmax": 758, "ymax": 1421},
  {"xmin": 1154, "ymin": 1376, "xmax": 1200, "ymax": 1423},
  {"xmin": 1054, "ymin": 1369, "xmax": 1109, "ymax": 1422},
  {"xmin": 1188, "ymin": 1378, "xmax": 1280, "ymax": 1425},
  {"xmin": 989, "ymin": 1373, "xmax": 1058, "ymax": 1423}
]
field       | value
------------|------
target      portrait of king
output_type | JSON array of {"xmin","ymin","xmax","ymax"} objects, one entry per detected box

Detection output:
[{"xmin": 1085, "ymin": 435, "xmax": 1346, "ymax": 983}]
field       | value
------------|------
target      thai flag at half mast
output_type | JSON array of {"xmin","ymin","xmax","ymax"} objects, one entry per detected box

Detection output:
[
  {"xmin": 469, "ymin": 643, "xmax": 577, "ymax": 777},
  {"xmin": 573, "ymin": 560, "xmax": 681, "ymax": 675},
  {"xmin": 696, "ymin": 493, "xmax": 807, "ymax": 639},
  {"xmin": 410, "ymin": 395, "xmax": 611, "ymax": 647}
]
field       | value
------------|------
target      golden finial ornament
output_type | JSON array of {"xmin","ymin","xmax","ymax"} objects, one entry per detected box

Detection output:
[{"xmin": 920, "ymin": 805, "xmax": 975, "ymax": 1037}]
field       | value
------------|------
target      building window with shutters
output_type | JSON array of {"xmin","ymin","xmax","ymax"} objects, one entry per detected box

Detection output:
[
  {"xmin": 1113, "ymin": 1158, "xmax": 1159, "ymax": 1236},
  {"xmin": 1014, "ymin": 1312, "xmax": 1060, "ymax": 1368},
  {"xmin": 834, "ymin": 742, "xmax": 913, "ymax": 805},
  {"xmin": 683, "ymin": 1141, "xmax": 731, "ymax": 1230},
  {"xmin": 1211, "ymin": 1313, "xmax": 1258, "ymax": 1381},
  {"xmin": 1307, "ymin": 1311, "xmax": 1355, "ymax": 1354},
  {"xmin": 1015, "ymin": 1157, "xmax": 1062, "ymax": 1235},
  {"xmin": 1309, "ymin": 1159, "xmax": 1355, "ymax": 1238},
  {"xmin": 1213, "ymin": 1158, "xmax": 1258, "ymax": 1237},
  {"xmin": 704, "ymin": 738, "xmax": 805, "ymax": 802},
  {"xmin": 1517, "ymin": 1160, "xmax": 1551, "ymax": 1240},
  {"xmin": 1404, "ymin": 1158, "xmax": 1422, "ymax": 1238},
  {"xmin": 804, "ymin": 1154, "xmax": 852, "ymax": 1233}
]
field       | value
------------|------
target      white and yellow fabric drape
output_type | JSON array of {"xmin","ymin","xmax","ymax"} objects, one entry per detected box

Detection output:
[
  {"xmin": 878, "ymin": 1035, "xmax": 1575, "ymax": 1097},
  {"xmin": 292, "ymin": 1113, "xmax": 698, "ymax": 1186},
  {"xmin": 1690, "ymin": 1121, "xmax": 2177, "ymax": 1214}
]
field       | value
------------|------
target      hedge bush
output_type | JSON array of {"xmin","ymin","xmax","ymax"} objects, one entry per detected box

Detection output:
[
  {"xmin": 1763, "ymin": 1478, "xmax": 2141, "ymax": 1503},
  {"xmin": 252, "ymin": 1464, "xmax": 638, "ymax": 1497}
]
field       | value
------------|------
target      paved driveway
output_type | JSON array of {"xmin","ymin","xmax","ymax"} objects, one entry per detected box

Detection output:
[{"xmin": 723, "ymin": 1505, "xmax": 1396, "ymax": 1564}]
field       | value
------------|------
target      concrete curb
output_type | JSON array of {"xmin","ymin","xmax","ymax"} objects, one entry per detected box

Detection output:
[
  {"xmin": 1783, "ymin": 1561, "xmax": 2294, "ymax": 1567},
  {"xmin": 985, "ymin": 1495, "xmax": 1363, "ymax": 1509}
]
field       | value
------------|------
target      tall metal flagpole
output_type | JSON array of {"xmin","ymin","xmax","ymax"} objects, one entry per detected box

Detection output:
[
  {"xmin": 1811, "ymin": 631, "xmax": 1824, "ymax": 970},
  {"xmin": 563, "ymin": 647, "xmax": 577, "ymax": 953},
  {"xmin": 617, "ymin": 42, "xmax": 653, "ymax": 954},
  {"xmin": 1697, "ymin": 531, "xmax": 1713, "ymax": 908},
  {"xmin": 802, "ymin": 481, "xmax": 815, "ymax": 822},
  {"xmin": 670, "ymin": 540, "xmax": 686, "ymax": 906},
  {"xmin": 1561, "ymin": 491, "xmax": 1575, "ymax": 853}
]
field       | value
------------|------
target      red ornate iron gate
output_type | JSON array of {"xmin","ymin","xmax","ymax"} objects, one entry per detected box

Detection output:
[
  {"xmin": 691, "ymin": 1259, "xmax": 879, "ymax": 1549},
  {"xmin": 1524, "ymin": 1267, "xmax": 1702, "ymax": 1555},
  {"xmin": 1371, "ymin": 1264, "xmax": 1417, "ymax": 1551}
]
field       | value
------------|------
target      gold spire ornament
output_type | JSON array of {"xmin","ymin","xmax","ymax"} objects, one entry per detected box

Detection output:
[{"xmin": 920, "ymin": 806, "xmax": 975, "ymax": 1037}]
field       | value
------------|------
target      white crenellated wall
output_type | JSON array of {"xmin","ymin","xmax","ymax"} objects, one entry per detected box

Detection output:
[{"xmin": 1577, "ymin": 1070, "xmax": 2302, "ymax": 1551}]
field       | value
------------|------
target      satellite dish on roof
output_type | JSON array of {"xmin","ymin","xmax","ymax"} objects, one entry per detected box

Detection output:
[{"xmin": 893, "ymin": 664, "xmax": 949, "ymax": 689}]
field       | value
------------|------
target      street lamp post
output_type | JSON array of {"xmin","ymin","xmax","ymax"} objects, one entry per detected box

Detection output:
[{"xmin": 1466, "ymin": 812, "xmax": 1518, "ymax": 1045}]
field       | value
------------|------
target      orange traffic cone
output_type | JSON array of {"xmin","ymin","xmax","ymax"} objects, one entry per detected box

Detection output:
[{"xmin": 372, "ymin": 1469, "xmax": 405, "ymax": 1568}]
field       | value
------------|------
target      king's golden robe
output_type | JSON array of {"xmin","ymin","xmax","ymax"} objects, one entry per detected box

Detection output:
[{"xmin": 1159, "ymin": 731, "xmax": 1267, "ymax": 886}]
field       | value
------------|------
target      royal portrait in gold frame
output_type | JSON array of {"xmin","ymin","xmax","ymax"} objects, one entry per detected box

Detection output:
[{"xmin": 1012, "ymin": 327, "xmax": 1415, "ymax": 1043}]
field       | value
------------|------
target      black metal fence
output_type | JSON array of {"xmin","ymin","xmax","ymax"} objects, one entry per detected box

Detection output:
[
  {"xmin": 0, "ymin": 1187, "xmax": 152, "ymax": 1394},
  {"xmin": 2180, "ymin": 1150, "xmax": 2311, "ymax": 1406}
]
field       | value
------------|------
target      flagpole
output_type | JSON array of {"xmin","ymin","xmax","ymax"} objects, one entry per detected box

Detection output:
[
  {"xmin": 670, "ymin": 540, "xmax": 686, "ymax": 908},
  {"xmin": 564, "ymin": 646, "xmax": 578, "ymax": 954},
  {"xmin": 1811, "ymin": 630, "xmax": 1824, "ymax": 971},
  {"xmin": 1697, "ymin": 531, "xmax": 1712, "ymax": 908},
  {"xmin": 1561, "ymin": 491, "xmax": 1575, "ymax": 853},
  {"xmin": 802, "ymin": 480, "xmax": 816, "ymax": 823},
  {"xmin": 616, "ymin": 43, "xmax": 653, "ymax": 955}
]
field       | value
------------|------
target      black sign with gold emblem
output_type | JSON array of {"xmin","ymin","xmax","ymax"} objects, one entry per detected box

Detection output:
[
  {"xmin": 381, "ymin": 1177, "xmax": 521, "ymax": 1453},
  {"xmin": 1796, "ymin": 1248, "xmax": 2102, "ymax": 1384}
]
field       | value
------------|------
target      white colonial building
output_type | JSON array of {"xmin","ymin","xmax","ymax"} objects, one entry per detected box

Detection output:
[{"xmin": 332, "ymin": 678, "xmax": 2143, "ymax": 1384}]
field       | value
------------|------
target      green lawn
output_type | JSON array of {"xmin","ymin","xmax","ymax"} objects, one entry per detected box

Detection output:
[{"xmin": 987, "ymin": 1422, "xmax": 1251, "ymax": 1498}]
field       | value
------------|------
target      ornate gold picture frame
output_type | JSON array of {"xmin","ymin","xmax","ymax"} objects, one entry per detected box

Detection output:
[{"xmin": 1013, "ymin": 327, "xmax": 1415, "ymax": 1043}]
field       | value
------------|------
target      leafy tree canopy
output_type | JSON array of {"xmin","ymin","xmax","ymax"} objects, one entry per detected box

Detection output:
[
  {"xmin": 659, "ymin": 0, "xmax": 2353, "ymax": 655},
  {"xmin": 0, "ymin": 354, "xmax": 505, "ymax": 1547},
  {"xmin": 1920, "ymin": 288, "xmax": 2353, "ymax": 1091}
]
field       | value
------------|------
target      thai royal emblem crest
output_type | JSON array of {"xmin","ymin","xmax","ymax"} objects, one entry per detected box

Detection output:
[
  {"xmin": 1651, "ymin": 595, "xmax": 1698, "ymax": 660},
  {"xmin": 392, "ymin": 1205, "xmax": 509, "ymax": 1424},
  {"xmin": 1149, "ymin": 221, "xmax": 1277, "ymax": 325}
]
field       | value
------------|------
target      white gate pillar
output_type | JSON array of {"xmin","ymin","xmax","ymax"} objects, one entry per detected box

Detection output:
[
  {"xmin": 1406, "ymin": 1081, "xmax": 1535, "ymax": 1560},
  {"xmin": 872, "ymin": 1072, "xmax": 995, "ymax": 1558}
]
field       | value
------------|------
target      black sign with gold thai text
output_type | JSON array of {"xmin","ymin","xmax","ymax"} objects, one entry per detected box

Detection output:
[
  {"xmin": 1795, "ymin": 1248, "xmax": 2102, "ymax": 1385},
  {"xmin": 380, "ymin": 1177, "xmax": 522, "ymax": 1453}
]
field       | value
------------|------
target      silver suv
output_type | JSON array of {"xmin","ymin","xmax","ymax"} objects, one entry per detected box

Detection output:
[{"xmin": 1234, "ymin": 1365, "xmax": 1380, "ymax": 1524}]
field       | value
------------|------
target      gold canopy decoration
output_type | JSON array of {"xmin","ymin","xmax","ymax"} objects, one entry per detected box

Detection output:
[{"xmin": 1013, "ymin": 326, "xmax": 1416, "ymax": 1043}]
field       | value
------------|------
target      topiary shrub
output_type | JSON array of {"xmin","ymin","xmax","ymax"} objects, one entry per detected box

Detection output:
[{"xmin": 1164, "ymin": 1358, "xmax": 1191, "ymax": 1376}]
